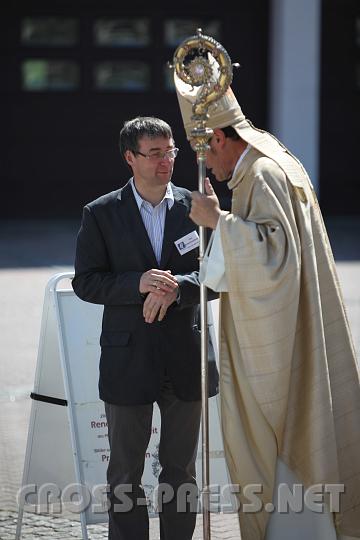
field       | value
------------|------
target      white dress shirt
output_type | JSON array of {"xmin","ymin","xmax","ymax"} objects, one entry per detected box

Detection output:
[{"xmin": 130, "ymin": 178, "xmax": 174, "ymax": 265}]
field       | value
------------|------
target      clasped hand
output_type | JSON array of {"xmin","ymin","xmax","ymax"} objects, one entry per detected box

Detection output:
[
  {"xmin": 139, "ymin": 268, "xmax": 178, "ymax": 296},
  {"xmin": 139, "ymin": 269, "xmax": 179, "ymax": 323},
  {"xmin": 143, "ymin": 289, "xmax": 178, "ymax": 323}
]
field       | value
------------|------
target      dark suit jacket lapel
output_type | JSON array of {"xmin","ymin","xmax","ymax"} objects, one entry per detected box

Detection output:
[
  {"xmin": 160, "ymin": 185, "xmax": 190, "ymax": 269},
  {"xmin": 117, "ymin": 181, "xmax": 158, "ymax": 267}
]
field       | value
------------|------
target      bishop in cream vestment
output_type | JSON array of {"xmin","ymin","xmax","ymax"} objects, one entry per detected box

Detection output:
[
  {"xmin": 174, "ymin": 64, "xmax": 360, "ymax": 540},
  {"xmin": 217, "ymin": 146, "xmax": 360, "ymax": 540}
]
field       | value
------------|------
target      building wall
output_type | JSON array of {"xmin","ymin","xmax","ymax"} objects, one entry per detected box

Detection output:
[
  {"xmin": 269, "ymin": 0, "xmax": 359, "ymax": 214},
  {"xmin": 269, "ymin": 0, "xmax": 321, "ymax": 192},
  {"xmin": 1, "ymin": 0, "xmax": 359, "ymax": 217},
  {"xmin": 320, "ymin": 0, "xmax": 360, "ymax": 215},
  {"xmin": 0, "ymin": 2, "xmax": 268, "ymax": 218}
]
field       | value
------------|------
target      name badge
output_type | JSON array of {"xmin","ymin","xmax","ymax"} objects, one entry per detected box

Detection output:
[{"xmin": 175, "ymin": 231, "xmax": 200, "ymax": 255}]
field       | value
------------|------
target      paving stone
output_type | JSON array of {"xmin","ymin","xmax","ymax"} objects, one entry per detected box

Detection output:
[{"xmin": 0, "ymin": 509, "xmax": 242, "ymax": 539}]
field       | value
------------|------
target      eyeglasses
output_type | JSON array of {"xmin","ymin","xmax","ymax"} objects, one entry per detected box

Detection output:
[{"xmin": 135, "ymin": 147, "xmax": 179, "ymax": 161}]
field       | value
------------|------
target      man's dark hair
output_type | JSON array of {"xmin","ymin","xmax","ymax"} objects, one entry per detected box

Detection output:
[
  {"xmin": 119, "ymin": 116, "xmax": 173, "ymax": 158},
  {"xmin": 221, "ymin": 126, "xmax": 241, "ymax": 140}
]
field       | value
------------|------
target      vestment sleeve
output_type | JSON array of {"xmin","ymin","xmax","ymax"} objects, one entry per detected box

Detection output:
[
  {"xmin": 219, "ymin": 166, "xmax": 301, "ymax": 352},
  {"xmin": 220, "ymin": 170, "xmax": 300, "ymax": 296}
]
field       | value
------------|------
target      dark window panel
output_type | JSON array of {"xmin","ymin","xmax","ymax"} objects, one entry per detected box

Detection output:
[
  {"xmin": 94, "ymin": 61, "xmax": 150, "ymax": 91},
  {"xmin": 22, "ymin": 59, "xmax": 80, "ymax": 91},
  {"xmin": 164, "ymin": 19, "xmax": 221, "ymax": 47},
  {"xmin": 94, "ymin": 18, "xmax": 150, "ymax": 47},
  {"xmin": 21, "ymin": 17, "xmax": 78, "ymax": 46}
]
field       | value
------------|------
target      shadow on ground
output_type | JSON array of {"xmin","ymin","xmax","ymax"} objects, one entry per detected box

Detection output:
[
  {"xmin": 0, "ymin": 219, "xmax": 80, "ymax": 268},
  {"xmin": 0, "ymin": 216, "xmax": 359, "ymax": 268}
]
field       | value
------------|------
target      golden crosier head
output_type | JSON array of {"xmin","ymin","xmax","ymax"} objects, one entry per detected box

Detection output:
[{"xmin": 172, "ymin": 29, "xmax": 234, "ymax": 145}]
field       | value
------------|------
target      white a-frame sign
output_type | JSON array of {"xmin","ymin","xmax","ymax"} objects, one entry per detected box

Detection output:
[{"xmin": 16, "ymin": 272, "xmax": 232, "ymax": 540}]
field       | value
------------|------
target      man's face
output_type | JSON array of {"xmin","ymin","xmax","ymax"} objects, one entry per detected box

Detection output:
[
  {"xmin": 126, "ymin": 136, "xmax": 176, "ymax": 188},
  {"xmin": 205, "ymin": 138, "xmax": 232, "ymax": 182}
]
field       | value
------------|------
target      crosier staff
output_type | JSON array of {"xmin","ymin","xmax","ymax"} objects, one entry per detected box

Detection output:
[{"xmin": 171, "ymin": 29, "xmax": 236, "ymax": 540}]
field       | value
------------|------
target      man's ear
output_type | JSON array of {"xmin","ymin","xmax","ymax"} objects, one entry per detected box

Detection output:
[
  {"xmin": 124, "ymin": 150, "xmax": 134, "ymax": 167},
  {"xmin": 213, "ymin": 128, "xmax": 226, "ymax": 146}
]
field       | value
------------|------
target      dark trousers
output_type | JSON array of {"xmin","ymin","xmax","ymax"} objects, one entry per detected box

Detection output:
[{"xmin": 105, "ymin": 377, "xmax": 201, "ymax": 540}]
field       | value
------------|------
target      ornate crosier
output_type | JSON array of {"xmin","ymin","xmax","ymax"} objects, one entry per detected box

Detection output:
[
  {"xmin": 172, "ymin": 27, "xmax": 238, "ymax": 156},
  {"xmin": 170, "ymin": 29, "xmax": 238, "ymax": 540}
]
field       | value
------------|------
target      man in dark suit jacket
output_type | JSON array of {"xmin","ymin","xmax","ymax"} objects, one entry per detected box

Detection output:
[{"xmin": 73, "ymin": 116, "xmax": 217, "ymax": 540}]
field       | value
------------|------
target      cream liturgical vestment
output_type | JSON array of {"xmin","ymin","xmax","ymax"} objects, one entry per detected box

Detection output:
[
  {"xmin": 173, "ymin": 61, "xmax": 359, "ymax": 540},
  {"xmin": 214, "ymin": 147, "xmax": 360, "ymax": 540}
]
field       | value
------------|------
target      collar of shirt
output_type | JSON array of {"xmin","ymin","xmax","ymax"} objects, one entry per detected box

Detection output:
[
  {"xmin": 230, "ymin": 144, "xmax": 252, "ymax": 181},
  {"xmin": 130, "ymin": 177, "xmax": 174, "ymax": 212}
]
